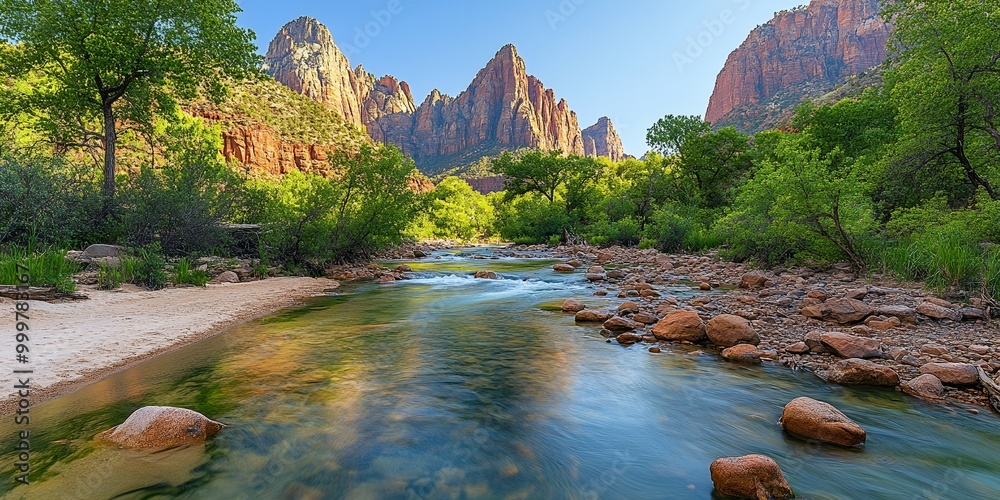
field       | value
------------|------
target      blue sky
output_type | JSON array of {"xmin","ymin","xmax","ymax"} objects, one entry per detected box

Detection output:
[{"xmin": 236, "ymin": 0, "xmax": 804, "ymax": 156}]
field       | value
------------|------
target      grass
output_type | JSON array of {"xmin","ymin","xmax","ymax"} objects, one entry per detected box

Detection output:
[
  {"xmin": 869, "ymin": 233, "xmax": 1000, "ymax": 303},
  {"xmin": 0, "ymin": 247, "xmax": 81, "ymax": 292},
  {"xmin": 172, "ymin": 258, "xmax": 210, "ymax": 287}
]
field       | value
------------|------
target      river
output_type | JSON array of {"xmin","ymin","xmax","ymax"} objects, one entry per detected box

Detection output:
[{"xmin": 2, "ymin": 248, "xmax": 999, "ymax": 499}]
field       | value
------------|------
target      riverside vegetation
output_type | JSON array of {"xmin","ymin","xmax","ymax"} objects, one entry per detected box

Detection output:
[{"xmin": 0, "ymin": 0, "xmax": 997, "ymax": 309}]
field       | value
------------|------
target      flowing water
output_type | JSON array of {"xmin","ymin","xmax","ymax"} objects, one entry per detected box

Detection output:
[{"xmin": 3, "ymin": 248, "xmax": 1000, "ymax": 499}]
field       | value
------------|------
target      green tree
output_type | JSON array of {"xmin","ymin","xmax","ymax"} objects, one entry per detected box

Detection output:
[
  {"xmin": 411, "ymin": 176, "xmax": 496, "ymax": 241},
  {"xmin": 0, "ymin": 0, "xmax": 261, "ymax": 203},
  {"xmin": 676, "ymin": 126, "xmax": 752, "ymax": 208},
  {"xmin": 883, "ymin": 0, "xmax": 1000, "ymax": 202},
  {"xmin": 645, "ymin": 114, "xmax": 711, "ymax": 155}
]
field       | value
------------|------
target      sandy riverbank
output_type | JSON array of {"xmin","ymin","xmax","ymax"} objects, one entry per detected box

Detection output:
[{"xmin": 1, "ymin": 277, "xmax": 338, "ymax": 415}]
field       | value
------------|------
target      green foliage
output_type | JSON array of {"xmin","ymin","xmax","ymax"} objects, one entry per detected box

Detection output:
[
  {"xmin": 646, "ymin": 115, "xmax": 711, "ymax": 155},
  {"xmin": 96, "ymin": 257, "xmax": 137, "ymax": 290},
  {"xmin": 408, "ymin": 177, "xmax": 496, "ymax": 241},
  {"xmin": 0, "ymin": 154, "xmax": 102, "ymax": 248},
  {"xmin": 676, "ymin": 126, "xmax": 753, "ymax": 208},
  {"xmin": 0, "ymin": 247, "xmax": 80, "ymax": 292},
  {"xmin": 249, "ymin": 144, "xmax": 419, "ymax": 267},
  {"xmin": 172, "ymin": 258, "xmax": 210, "ymax": 287},
  {"xmin": 882, "ymin": 0, "xmax": 1000, "ymax": 205},
  {"xmin": 0, "ymin": 0, "xmax": 262, "ymax": 198},
  {"xmin": 494, "ymin": 193, "xmax": 569, "ymax": 244},
  {"xmin": 133, "ymin": 244, "xmax": 168, "ymax": 290}
]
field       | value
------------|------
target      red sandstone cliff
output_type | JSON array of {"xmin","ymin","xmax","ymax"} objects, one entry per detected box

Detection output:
[
  {"xmin": 582, "ymin": 117, "xmax": 625, "ymax": 162},
  {"xmin": 705, "ymin": 0, "xmax": 890, "ymax": 131},
  {"xmin": 265, "ymin": 18, "xmax": 618, "ymax": 173}
]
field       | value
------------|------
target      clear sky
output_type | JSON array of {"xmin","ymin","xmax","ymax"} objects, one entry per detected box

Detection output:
[{"xmin": 235, "ymin": 0, "xmax": 804, "ymax": 156}]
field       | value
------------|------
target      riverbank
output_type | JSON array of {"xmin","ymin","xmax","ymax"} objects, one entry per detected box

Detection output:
[
  {"xmin": 514, "ymin": 244, "xmax": 999, "ymax": 413},
  {"xmin": 0, "ymin": 277, "xmax": 338, "ymax": 415}
]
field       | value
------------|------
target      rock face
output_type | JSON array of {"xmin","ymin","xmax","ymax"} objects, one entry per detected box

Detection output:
[
  {"xmin": 582, "ymin": 117, "xmax": 626, "ymax": 162},
  {"xmin": 705, "ymin": 0, "xmax": 891, "ymax": 131},
  {"xmin": 710, "ymin": 455, "xmax": 794, "ymax": 500},
  {"xmin": 780, "ymin": 397, "xmax": 866, "ymax": 446},
  {"xmin": 96, "ymin": 406, "xmax": 224, "ymax": 450},
  {"xmin": 265, "ymin": 18, "xmax": 622, "ymax": 174}
]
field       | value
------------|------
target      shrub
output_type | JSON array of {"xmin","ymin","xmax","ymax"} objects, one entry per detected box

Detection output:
[
  {"xmin": 133, "ymin": 245, "xmax": 168, "ymax": 290},
  {"xmin": 172, "ymin": 258, "xmax": 209, "ymax": 287},
  {"xmin": 0, "ymin": 247, "xmax": 81, "ymax": 292}
]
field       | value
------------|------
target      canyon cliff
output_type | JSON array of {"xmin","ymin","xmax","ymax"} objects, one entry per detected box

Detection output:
[
  {"xmin": 705, "ymin": 0, "xmax": 890, "ymax": 132},
  {"xmin": 264, "ymin": 17, "xmax": 622, "ymax": 174},
  {"xmin": 582, "ymin": 117, "xmax": 626, "ymax": 162}
]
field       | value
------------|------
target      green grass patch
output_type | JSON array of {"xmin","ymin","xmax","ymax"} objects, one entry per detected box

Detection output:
[
  {"xmin": 0, "ymin": 247, "xmax": 81, "ymax": 292},
  {"xmin": 172, "ymin": 258, "xmax": 210, "ymax": 287}
]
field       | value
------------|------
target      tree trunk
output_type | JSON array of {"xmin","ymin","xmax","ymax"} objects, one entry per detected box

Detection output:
[{"xmin": 102, "ymin": 103, "xmax": 117, "ymax": 201}]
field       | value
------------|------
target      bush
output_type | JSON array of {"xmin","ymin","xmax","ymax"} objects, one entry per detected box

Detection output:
[
  {"xmin": 133, "ymin": 245, "xmax": 168, "ymax": 290},
  {"xmin": 494, "ymin": 193, "xmax": 569, "ymax": 244}
]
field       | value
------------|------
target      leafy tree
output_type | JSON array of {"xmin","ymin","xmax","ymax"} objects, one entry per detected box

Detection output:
[
  {"xmin": 883, "ymin": 0, "xmax": 1000, "ymax": 202},
  {"xmin": 646, "ymin": 114, "xmax": 710, "ymax": 155},
  {"xmin": 676, "ymin": 126, "xmax": 753, "ymax": 208},
  {"xmin": 410, "ymin": 176, "xmax": 495, "ymax": 241},
  {"xmin": 0, "ymin": 0, "xmax": 261, "ymax": 203}
]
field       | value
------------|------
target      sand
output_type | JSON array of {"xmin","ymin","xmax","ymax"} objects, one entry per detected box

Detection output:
[{"xmin": 1, "ymin": 277, "xmax": 338, "ymax": 415}]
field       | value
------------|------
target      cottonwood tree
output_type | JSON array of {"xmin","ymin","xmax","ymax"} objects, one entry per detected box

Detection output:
[
  {"xmin": 0, "ymin": 0, "xmax": 261, "ymax": 206},
  {"xmin": 884, "ymin": 0, "xmax": 1000, "ymax": 202}
]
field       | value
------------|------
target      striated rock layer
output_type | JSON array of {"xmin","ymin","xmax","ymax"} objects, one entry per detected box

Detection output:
[
  {"xmin": 582, "ymin": 117, "xmax": 625, "ymax": 162},
  {"xmin": 265, "ymin": 17, "xmax": 623, "ymax": 174},
  {"xmin": 705, "ymin": 0, "xmax": 890, "ymax": 132}
]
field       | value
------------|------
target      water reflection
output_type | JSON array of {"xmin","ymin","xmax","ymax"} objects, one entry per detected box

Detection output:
[{"xmin": 2, "ymin": 248, "xmax": 999, "ymax": 499}]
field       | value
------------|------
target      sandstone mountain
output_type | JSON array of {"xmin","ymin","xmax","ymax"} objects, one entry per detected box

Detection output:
[
  {"xmin": 264, "ymin": 17, "xmax": 622, "ymax": 174},
  {"xmin": 582, "ymin": 117, "xmax": 625, "ymax": 162},
  {"xmin": 705, "ymin": 0, "xmax": 890, "ymax": 132}
]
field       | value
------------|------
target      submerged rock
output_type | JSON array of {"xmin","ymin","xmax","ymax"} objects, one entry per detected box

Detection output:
[
  {"xmin": 474, "ymin": 271, "xmax": 499, "ymax": 280},
  {"xmin": 575, "ymin": 310, "xmax": 613, "ymax": 323},
  {"xmin": 561, "ymin": 299, "xmax": 586, "ymax": 313},
  {"xmin": 97, "ymin": 406, "xmax": 224, "ymax": 450},
  {"xmin": 710, "ymin": 454, "xmax": 794, "ymax": 499},
  {"xmin": 780, "ymin": 397, "xmax": 866, "ymax": 447},
  {"xmin": 721, "ymin": 344, "xmax": 762, "ymax": 364}
]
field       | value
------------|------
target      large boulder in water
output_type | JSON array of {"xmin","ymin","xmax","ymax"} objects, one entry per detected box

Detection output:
[
  {"xmin": 651, "ymin": 309, "xmax": 706, "ymax": 342},
  {"xmin": 780, "ymin": 397, "xmax": 866, "ymax": 447},
  {"xmin": 96, "ymin": 406, "xmax": 224, "ymax": 450},
  {"xmin": 710, "ymin": 454, "xmax": 794, "ymax": 499}
]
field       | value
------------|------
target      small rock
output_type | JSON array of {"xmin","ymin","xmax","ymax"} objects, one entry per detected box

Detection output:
[
  {"xmin": 780, "ymin": 397, "xmax": 866, "ymax": 447},
  {"xmin": 211, "ymin": 271, "xmax": 240, "ymax": 284},
  {"xmin": 876, "ymin": 305, "xmax": 919, "ymax": 324},
  {"xmin": 917, "ymin": 302, "xmax": 963, "ymax": 322},
  {"xmin": 561, "ymin": 299, "xmax": 585, "ymax": 313},
  {"xmin": 567, "ymin": 259, "xmax": 583, "ymax": 268},
  {"xmin": 902, "ymin": 374, "xmax": 946, "ymax": 400},
  {"xmin": 706, "ymin": 314, "xmax": 760, "ymax": 348},
  {"xmin": 474, "ymin": 271, "xmax": 498, "ymax": 280},
  {"xmin": 740, "ymin": 271, "xmax": 769, "ymax": 289},
  {"xmin": 819, "ymin": 332, "xmax": 883, "ymax": 359},
  {"xmin": 584, "ymin": 273, "xmax": 606, "ymax": 282},
  {"xmin": 920, "ymin": 344, "xmax": 949, "ymax": 357},
  {"xmin": 918, "ymin": 363, "xmax": 979, "ymax": 386},
  {"xmin": 961, "ymin": 308, "xmax": 987, "ymax": 321},
  {"xmin": 604, "ymin": 316, "xmax": 640, "ymax": 332},
  {"xmin": 83, "ymin": 244, "xmax": 123, "ymax": 259},
  {"xmin": 96, "ymin": 406, "xmax": 224, "ymax": 450},
  {"xmin": 824, "ymin": 359, "xmax": 900, "ymax": 386},
  {"xmin": 618, "ymin": 301, "xmax": 640, "ymax": 315},
  {"xmin": 607, "ymin": 270, "xmax": 626, "ymax": 279},
  {"xmin": 710, "ymin": 455, "xmax": 794, "ymax": 500},
  {"xmin": 722, "ymin": 344, "xmax": 762, "ymax": 364},
  {"xmin": 970, "ymin": 345, "xmax": 990, "ymax": 355},
  {"xmin": 575, "ymin": 310, "xmax": 613, "ymax": 323},
  {"xmin": 786, "ymin": 342, "xmax": 810, "ymax": 355},
  {"xmin": 633, "ymin": 313, "xmax": 659, "ymax": 325},
  {"xmin": 378, "ymin": 276, "xmax": 396, "ymax": 284},
  {"xmin": 649, "ymin": 346, "xmax": 662, "ymax": 353},
  {"xmin": 553, "ymin": 264, "xmax": 575, "ymax": 273},
  {"xmin": 412, "ymin": 250, "xmax": 427, "ymax": 258},
  {"xmin": 587, "ymin": 266, "xmax": 606, "ymax": 274},
  {"xmin": 843, "ymin": 288, "xmax": 868, "ymax": 300},
  {"xmin": 615, "ymin": 332, "xmax": 643, "ymax": 345},
  {"xmin": 395, "ymin": 264, "xmax": 412, "ymax": 272},
  {"xmin": 699, "ymin": 282, "xmax": 712, "ymax": 291},
  {"xmin": 803, "ymin": 298, "xmax": 873, "ymax": 324}
]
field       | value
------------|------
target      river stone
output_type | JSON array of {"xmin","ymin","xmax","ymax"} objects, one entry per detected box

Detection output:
[
  {"xmin": 819, "ymin": 332, "xmax": 883, "ymax": 359},
  {"xmin": 721, "ymin": 344, "xmax": 762, "ymax": 364},
  {"xmin": 97, "ymin": 406, "xmax": 223, "ymax": 450},
  {"xmin": 561, "ymin": 299, "xmax": 586, "ymax": 313},
  {"xmin": 604, "ymin": 316, "xmax": 640, "ymax": 332},
  {"xmin": 211, "ymin": 271, "xmax": 240, "ymax": 284},
  {"xmin": 710, "ymin": 454, "xmax": 794, "ymax": 500},
  {"xmin": 474, "ymin": 271, "xmax": 498, "ymax": 280},
  {"xmin": 634, "ymin": 313, "xmax": 659, "ymax": 325},
  {"xmin": 816, "ymin": 298, "xmax": 874, "ymax": 324},
  {"xmin": 706, "ymin": 314, "xmax": 760, "ymax": 348},
  {"xmin": 786, "ymin": 342, "xmax": 811, "ymax": 355},
  {"xmin": 919, "ymin": 363, "xmax": 979, "ymax": 386},
  {"xmin": 575, "ymin": 310, "xmax": 613, "ymax": 323},
  {"xmin": 903, "ymin": 374, "xmax": 946, "ymax": 400},
  {"xmin": 618, "ymin": 301, "xmax": 640, "ymax": 315},
  {"xmin": 553, "ymin": 264, "xmax": 576, "ymax": 273},
  {"xmin": 780, "ymin": 397, "xmax": 866, "ymax": 447},
  {"xmin": 916, "ymin": 302, "xmax": 963, "ymax": 321},
  {"xmin": 651, "ymin": 310, "xmax": 706, "ymax": 343},
  {"xmin": 83, "ymin": 244, "xmax": 123, "ymax": 259},
  {"xmin": 740, "ymin": 271, "xmax": 769, "ymax": 289},
  {"xmin": 616, "ymin": 332, "xmax": 643, "ymax": 345},
  {"xmin": 584, "ymin": 273, "xmax": 605, "ymax": 282},
  {"xmin": 876, "ymin": 305, "xmax": 919, "ymax": 324},
  {"xmin": 412, "ymin": 250, "xmax": 427, "ymax": 258},
  {"xmin": 824, "ymin": 359, "xmax": 900, "ymax": 387}
]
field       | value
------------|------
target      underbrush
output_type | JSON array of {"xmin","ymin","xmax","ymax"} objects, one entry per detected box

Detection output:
[{"xmin": 0, "ymin": 247, "xmax": 81, "ymax": 292}]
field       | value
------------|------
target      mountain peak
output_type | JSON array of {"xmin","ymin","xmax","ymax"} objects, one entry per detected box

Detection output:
[{"xmin": 583, "ymin": 117, "xmax": 625, "ymax": 162}]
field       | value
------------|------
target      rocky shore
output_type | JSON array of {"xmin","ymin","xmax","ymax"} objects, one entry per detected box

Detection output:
[{"xmin": 524, "ymin": 244, "xmax": 998, "ymax": 414}]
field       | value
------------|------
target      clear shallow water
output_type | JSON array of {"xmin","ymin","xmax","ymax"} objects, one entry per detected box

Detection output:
[{"xmin": 3, "ymin": 248, "xmax": 1000, "ymax": 499}]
